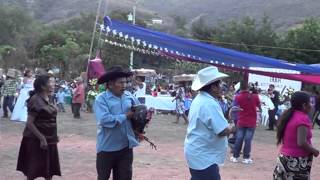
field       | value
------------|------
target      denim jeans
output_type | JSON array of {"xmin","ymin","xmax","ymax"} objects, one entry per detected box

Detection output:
[
  {"xmin": 189, "ymin": 164, "xmax": 220, "ymax": 180},
  {"xmin": 233, "ymin": 127, "xmax": 255, "ymax": 159},
  {"xmin": 57, "ymin": 103, "xmax": 65, "ymax": 112}
]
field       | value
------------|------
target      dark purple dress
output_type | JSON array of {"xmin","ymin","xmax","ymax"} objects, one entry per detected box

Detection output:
[{"xmin": 17, "ymin": 94, "xmax": 61, "ymax": 179}]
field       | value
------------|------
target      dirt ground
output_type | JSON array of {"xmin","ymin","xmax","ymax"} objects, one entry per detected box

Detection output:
[{"xmin": 1, "ymin": 108, "xmax": 320, "ymax": 180}]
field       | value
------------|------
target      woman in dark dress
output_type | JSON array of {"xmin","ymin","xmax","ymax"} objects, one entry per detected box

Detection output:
[{"xmin": 17, "ymin": 74, "xmax": 61, "ymax": 180}]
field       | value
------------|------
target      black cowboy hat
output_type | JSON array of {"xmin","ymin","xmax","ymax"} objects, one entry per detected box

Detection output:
[{"xmin": 97, "ymin": 65, "xmax": 132, "ymax": 84}]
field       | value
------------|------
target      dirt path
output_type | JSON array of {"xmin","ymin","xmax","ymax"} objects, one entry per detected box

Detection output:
[{"xmin": 1, "ymin": 109, "xmax": 319, "ymax": 180}]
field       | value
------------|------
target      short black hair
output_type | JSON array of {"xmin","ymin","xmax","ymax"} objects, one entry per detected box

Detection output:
[{"xmin": 24, "ymin": 69, "xmax": 31, "ymax": 77}]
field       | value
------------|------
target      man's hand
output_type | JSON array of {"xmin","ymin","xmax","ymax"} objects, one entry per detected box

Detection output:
[
  {"xmin": 126, "ymin": 110, "xmax": 134, "ymax": 119},
  {"xmin": 218, "ymin": 123, "xmax": 236, "ymax": 137}
]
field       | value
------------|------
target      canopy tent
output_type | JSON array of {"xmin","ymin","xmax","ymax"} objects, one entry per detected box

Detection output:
[
  {"xmin": 164, "ymin": 52, "xmax": 320, "ymax": 84},
  {"xmin": 173, "ymin": 74, "xmax": 196, "ymax": 82},
  {"xmin": 102, "ymin": 16, "xmax": 320, "ymax": 84},
  {"xmin": 133, "ymin": 68, "xmax": 157, "ymax": 77}
]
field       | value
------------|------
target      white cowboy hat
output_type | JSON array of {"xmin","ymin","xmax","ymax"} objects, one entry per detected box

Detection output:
[{"xmin": 191, "ymin": 66, "xmax": 228, "ymax": 91}]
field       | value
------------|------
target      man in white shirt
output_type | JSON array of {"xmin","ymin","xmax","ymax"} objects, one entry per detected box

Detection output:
[{"xmin": 134, "ymin": 76, "xmax": 146, "ymax": 97}]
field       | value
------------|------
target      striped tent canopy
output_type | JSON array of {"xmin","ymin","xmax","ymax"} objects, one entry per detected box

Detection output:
[{"xmin": 102, "ymin": 16, "xmax": 320, "ymax": 84}]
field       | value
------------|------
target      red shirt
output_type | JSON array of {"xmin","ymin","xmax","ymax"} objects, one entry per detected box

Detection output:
[
  {"xmin": 235, "ymin": 91, "xmax": 260, "ymax": 128},
  {"xmin": 72, "ymin": 83, "xmax": 85, "ymax": 104}
]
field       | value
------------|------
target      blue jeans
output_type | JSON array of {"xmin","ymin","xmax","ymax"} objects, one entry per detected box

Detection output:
[
  {"xmin": 189, "ymin": 164, "xmax": 220, "ymax": 180},
  {"xmin": 233, "ymin": 127, "xmax": 255, "ymax": 159}
]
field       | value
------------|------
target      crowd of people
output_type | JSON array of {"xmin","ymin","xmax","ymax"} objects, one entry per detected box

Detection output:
[
  {"xmin": 0, "ymin": 69, "xmax": 88, "ymax": 121},
  {"xmin": 0, "ymin": 65, "xmax": 319, "ymax": 179}
]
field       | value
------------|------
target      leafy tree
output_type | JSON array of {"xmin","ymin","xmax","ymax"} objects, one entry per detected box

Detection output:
[
  {"xmin": 280, "ymin": 18, "xmax": 320, "ymax": 64},
  {"xmin": 0, "ymin": 6, "xmax": 34, "ymax": 45},
  {"xmin": 191, "ymin": 17, "xmax": 215, "ymax": 41},
  {"xmin": 0, "ymin": 6, "xmax": 40, "ymax": 69}
]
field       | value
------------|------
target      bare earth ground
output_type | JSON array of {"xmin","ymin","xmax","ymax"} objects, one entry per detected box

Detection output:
[{"xmin": 1, "ymin": 107, "xmax": 320, "ymax": 180}]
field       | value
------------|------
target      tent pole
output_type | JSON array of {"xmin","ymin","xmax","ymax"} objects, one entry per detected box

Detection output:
[{"xmin": 244, "ymin": 71, "xmax": 249, "ymax": 85}]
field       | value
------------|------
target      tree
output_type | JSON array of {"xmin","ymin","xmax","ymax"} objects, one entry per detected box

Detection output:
[
  {"xmin": 191, "ymin": 17, "xmax": 215, "ymax": 41},
  {"xmin": 280, "ymin": 18, "xmax": 320, "ymax": 64},
  {"xmin": 0, "ymin": 5, "xmax": 40, "ymax": 69}
]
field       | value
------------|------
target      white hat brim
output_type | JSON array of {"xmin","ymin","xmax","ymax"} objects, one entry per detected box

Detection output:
[{"xmin": 191, "ymin": 72, "xmax": 228, "ymax": 91}]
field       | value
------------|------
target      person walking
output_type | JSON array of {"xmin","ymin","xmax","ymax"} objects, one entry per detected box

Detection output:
[
  {"xmin": 16, "ymin": 74, "xmax": 61, "ymax": 180},
  {"xmin": 184, "ymin": 66, "xmax": 235, "ymax": 180},
  {"xmin": 273, "ymin": 91, "xmax": 319, "ymax": 179},
  {"xmin": 172, "ymin": 88, "xmax": 189, "ymax": 124},
  {"xmin": 230, "ymin": 82, "xmax": 261, "ymax": 164},
  {"xmin": 267, "ymin": 84, "xmax": 280, "ymax": 130},
  {"xmin": 71, "ymin": 77, "xmax": 85, "ymax": 119},
  {"xmin": 1, "ymin": 70, "xmax": 18, "ymax": 118},
  {"xmin": 56, "ymin": 86, "xmax": 66, "ymax": 113},
  {"xmin": 93, "ymin": 66, "xmax": 140, "ymax": 180}
]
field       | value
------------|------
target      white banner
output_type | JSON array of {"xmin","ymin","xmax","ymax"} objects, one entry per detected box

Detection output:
[{"xmin": 248, "ymin": 67, "xmax": 302, "ymax": 95}]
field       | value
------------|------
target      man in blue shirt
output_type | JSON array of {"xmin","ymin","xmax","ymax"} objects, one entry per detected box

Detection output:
[
  {"xmin": 94, "ymin": 66, "xmax": 139, "ymax": 180},
  {"xmin": 184, "ymin": 66, "xmax": 236, "ymax": 180}
]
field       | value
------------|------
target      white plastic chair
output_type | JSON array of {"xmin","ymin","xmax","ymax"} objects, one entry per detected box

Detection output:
[{"xmin": 261, "ymin": 106, "xmax": 269, "ymax": 126}]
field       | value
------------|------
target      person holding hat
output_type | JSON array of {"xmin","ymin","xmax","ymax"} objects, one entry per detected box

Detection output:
[
  {"xmin": 184, "ymin": 66, "xmax": 236, "ymax": 180},
  {"xmin": 93, "ymin": 65, "xmax": 140, "ymax": 180}
]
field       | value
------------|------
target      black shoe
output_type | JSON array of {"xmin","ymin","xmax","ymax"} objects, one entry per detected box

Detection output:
[{"xmin": 2, "ymin": 115, "xmax": 8, "ymax": 118}]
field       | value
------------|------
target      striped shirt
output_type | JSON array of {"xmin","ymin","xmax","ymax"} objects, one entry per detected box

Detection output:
[{"xmin": 1, "ymin": 79, "xmax": 18, "ymax": 96}]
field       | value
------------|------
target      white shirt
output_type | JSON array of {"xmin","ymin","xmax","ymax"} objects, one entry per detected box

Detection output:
[
  {"xmin": 259, "ymin": 94, "xmax": 275, "ymax": 110},
  {"xmin": 134, "ymin": 82, "xmax": 146, "ymax": 97}
]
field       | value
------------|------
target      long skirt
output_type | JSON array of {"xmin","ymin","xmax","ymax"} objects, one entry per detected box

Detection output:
[
  {"xmin": 273, "ymin": 154, "xmax": 313, "ymax": 180},
  {"xmin": 17, "ymin": 137, "xmax": 61, "ymax": 179}
]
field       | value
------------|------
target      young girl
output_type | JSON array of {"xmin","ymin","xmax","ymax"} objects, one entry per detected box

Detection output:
[
  {"xmin": 273, "ymin": 91, "xmax": 319, "ymax": 179},
  {"xmin": 172, "ymin": 88, "xmax": 188, "ymax": 124}
]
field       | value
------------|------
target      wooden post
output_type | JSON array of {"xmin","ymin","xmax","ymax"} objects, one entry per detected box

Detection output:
[{"xmin": 244, "ymin": 71, "xmax": 249, "ymax": 85}]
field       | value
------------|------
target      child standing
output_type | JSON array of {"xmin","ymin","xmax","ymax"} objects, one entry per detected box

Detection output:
[
  {"xmin": 56, "ymin": 87, "xmax": 66, "ymax": 112},
  {"xmin": 172, "ymin": 88, "xmax": 188, "ymax": 124}
]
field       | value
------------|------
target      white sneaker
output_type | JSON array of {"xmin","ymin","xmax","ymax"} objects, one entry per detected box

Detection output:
[
  {"xmin": 242, "ymin": 158, "xmax": 253, "ymax": 164},
  {"xmin": 230, "ymin": 156, "xmax": 238, "ymax": 163}
]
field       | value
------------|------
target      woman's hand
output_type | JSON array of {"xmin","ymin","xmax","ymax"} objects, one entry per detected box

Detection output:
[
  {"xmin": 40, "ymin": 136, "xmax": 48, "ymax": 149},
  {"xmin": 313, "ymin": 149, "xmax": 319, "ymax": 157}
]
